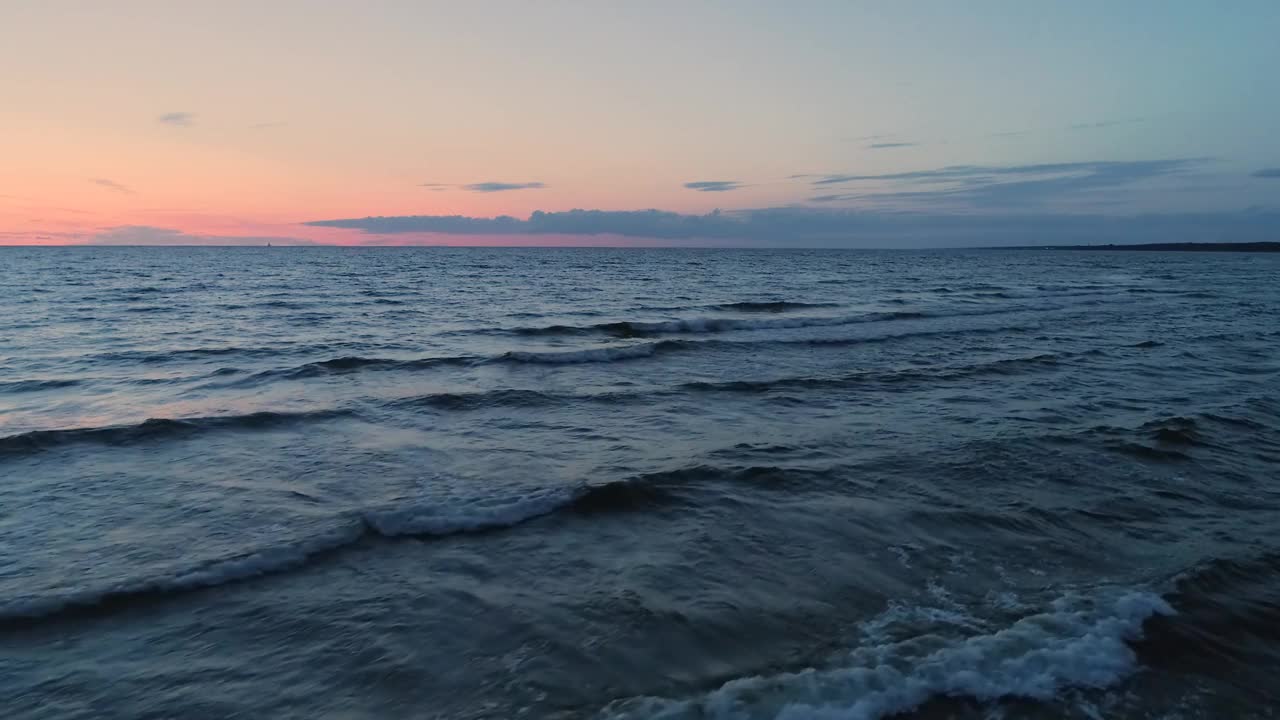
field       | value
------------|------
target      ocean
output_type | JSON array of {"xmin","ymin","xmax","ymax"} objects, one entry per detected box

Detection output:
[{"xmin": 1, "ymin": 246, "xmax": 1278, "ymax": 719}]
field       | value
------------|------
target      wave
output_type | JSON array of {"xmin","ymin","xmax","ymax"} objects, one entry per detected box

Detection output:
[
  {"xmin": 390, "ymin": 388, "xmax": 569, "ymax": 411},
  {"xmin": 0, "ymin": 409, "xmax": 351, "ymax": 458},
  {"xmin": 361, "ymin": 486, "xmax": 581, "ymax": 537},
  {"xmin": 234, "ymin": 342, "xmax": 680, "ymax": 382},
  {"xmin": 498, "ymin": 341, "xmax": 685, "ymax": 365},
  {"xmin": 491, "ymin": 301, "xmax": 1097, "ymax": 339},
  {"xmin": 1139, "ymin": 416, "xmax": 1205, "ymax": 446},
  {"xmin": 1079, "ymin": 406, "xmax": 1275, "ymax": 461},
  {"xmin": 0, "ymin": 378, "xmax": 81, "ymax": 393},
  {"xmin": 235, "ymin": 323, "xmax": 1050, "ymax": 391},
  {"xmin": 90, "ymin": 341, "xmax": 419, "ymax": 367},
  {"xmin": 0, "ymin": 522, "xmax": 368, "ymax": 623},
  {"xmin": 215, "ymin": 305, "xmax": 1121, "ymax": 392},
  {"xmin": 600, "ymin": 590, "xmax": 1174, "ymax": 720},
  {"xmin": 680, "ymin": 351, "xmax": 1084, "ymax": 394},
  {"xmin": 712, "ymin": 301, "xmax": 841, "ymax": 313},
  {"xmin": 93, "ymin": 346, "xmax": 263, "ymax": 364},
  {"xmin": 232, "ymin": 353, "xmax": 482, "ymax": 384},
  {"xmin": 1134, "ymin": 553, "xmax": 1280, "ymax": 700},
  {"xmin": 501, "ymin": 311, "xmax": 929, "ymax": 338},
  {"xmin": 0, "ymin": 491, "xmax": 578, "ymax": 622},
  {"xmin": 238, "ymin": 323, "xmax": 1047, "ymax": 386},
  {"xmin": 0, "ymin": 465, "xmax": 811, "ymax": 623}
]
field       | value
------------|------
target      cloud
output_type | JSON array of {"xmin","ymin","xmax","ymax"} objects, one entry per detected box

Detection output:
[
  {"xmin": 1069, "ymin": 118, "xmax": 1143, "ymax": 131},
  {"xmin": 988, "ymin": 130, "xmax": 1030, "ymax": 139},
  {"xmin": 684, "ymin": 181, "xmax": 743, "ymax": 192},
  {"xmin": 249, "ymin": 121, "xmax": 286, "ymax": 129},
  {"xmin": 462, "ymin": 182, "xmax": 545, "ymax": 193},
  {"xmin": 90, "ymin": 178, "xmax": 134, "ymax": 194},
  {"xmin": 1252, "ymin": 168, "xmax": 1280, "ymax": 178},
  {"xmin": 303, "ymin": 206, "xmax": 1279, "ymax": 248},
  {"xmin": 808, "ymin": 159, "xmax": 1208, "ymax": 209},
  {"xmin": 867, "ymin": 142, "xmax": 916, "ymax": 149},
  {"xmin": 157, "ymin": 112, "xmax": 195, "ymax": 127},
  {"xmin": 86, "ymin": 225, "xmax": 321, "ymax": 246}
]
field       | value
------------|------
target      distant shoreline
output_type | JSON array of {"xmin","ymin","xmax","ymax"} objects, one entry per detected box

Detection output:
[{"xmin": 1016, "ymin": 242, "xmax": 1280, "ymax": 253}]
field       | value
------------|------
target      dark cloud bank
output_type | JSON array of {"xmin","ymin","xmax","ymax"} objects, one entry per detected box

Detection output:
[
  {"xmin": 306, "ymin": 207, "xmax": 1279, "ymax": 248},
  {"xmin": 305, "ymin": 159, "xmax": 1276, "ymax": 247}
]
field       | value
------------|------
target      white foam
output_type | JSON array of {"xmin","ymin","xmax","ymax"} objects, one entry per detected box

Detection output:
[
  {"xmin": 600, "ymin": 590, "xmax": 1173, "ymax": 720},
  {"xmin": 503, "ymin": 343, "xmax": 666, "ymax": 364},
  {"xmin": 362, "ymin": 486, "xmax": 578, "ymax": 536}
]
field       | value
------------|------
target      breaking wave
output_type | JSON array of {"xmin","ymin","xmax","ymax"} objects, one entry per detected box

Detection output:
[{"xmin": 600, "ymin": 590, "xmax": 1174, "ymax": 720}]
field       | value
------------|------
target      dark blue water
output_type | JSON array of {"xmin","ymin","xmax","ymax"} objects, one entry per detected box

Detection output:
[{"xmin": 2, "ymin": 247, "xmax": 1278, "ymax": 719}]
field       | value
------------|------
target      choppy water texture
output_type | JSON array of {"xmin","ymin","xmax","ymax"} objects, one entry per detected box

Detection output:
[{"xmin": 2, "ymin": 247, "xmax": 1279, "ymax": 719}]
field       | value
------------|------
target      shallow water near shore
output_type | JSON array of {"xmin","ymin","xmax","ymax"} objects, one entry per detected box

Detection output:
[{"xmin": 2, "ymin": 246, "xmax": 1278, "ymax": 719}]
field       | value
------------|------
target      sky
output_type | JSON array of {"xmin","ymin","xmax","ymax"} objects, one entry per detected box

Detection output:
[{"xmin": 2, "ymin": 0, "xmax": 1278, "ymax": 247}]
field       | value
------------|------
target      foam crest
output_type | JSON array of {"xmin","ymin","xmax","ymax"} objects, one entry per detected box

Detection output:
[{"xmin": 601, "ymin": 591, "xmax": 1173, "ymax": 720}]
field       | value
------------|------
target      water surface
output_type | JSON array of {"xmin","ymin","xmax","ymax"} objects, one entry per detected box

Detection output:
[{"xmin": 2, "ymin": 247, "xmax": 1278, "ymax": 719}]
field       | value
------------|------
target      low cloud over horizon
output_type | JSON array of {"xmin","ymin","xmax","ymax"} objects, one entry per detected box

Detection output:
[{"xmin": 304, "ymin": 206, "xmax": 1280, "ymax": 248}]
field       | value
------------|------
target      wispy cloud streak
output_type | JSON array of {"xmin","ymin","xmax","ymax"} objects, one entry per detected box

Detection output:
[
  {"xmin": 684, "ymin": 181, "xmax": 742, "ymax": 192},
  {"xmin": 90, "ymin": 178, "xmax": 134, "ymax": 194},
  {"xmin": 157, "ymin": 112, "xmax": 194, "ymax": 127},
  {"xmin": 463, "ymin": 182, "xmax": 545, "ymax": 192}
]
